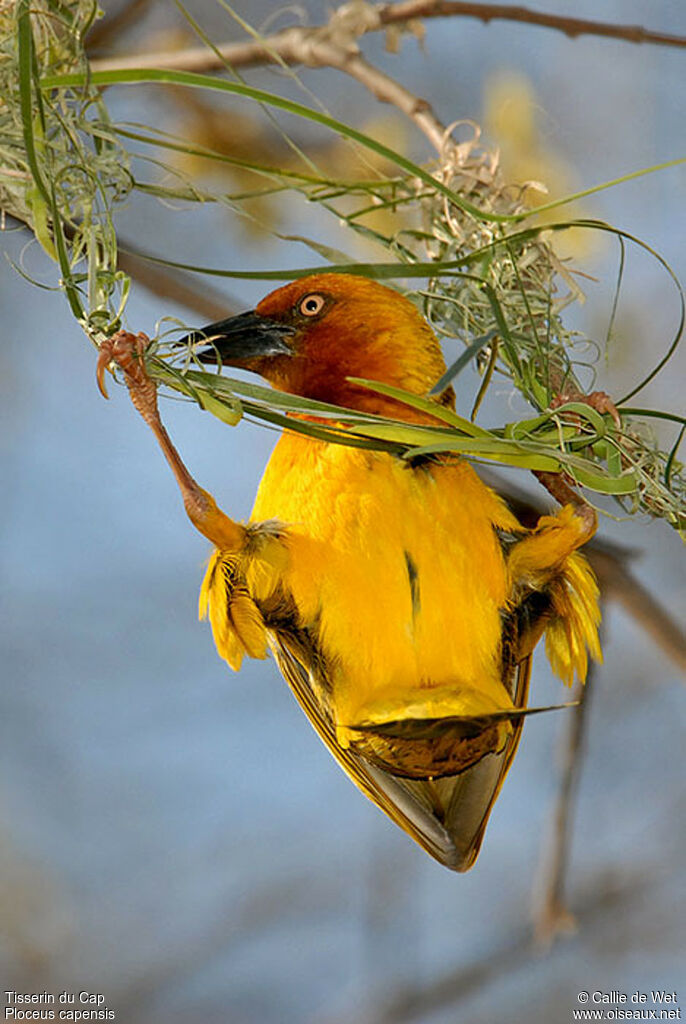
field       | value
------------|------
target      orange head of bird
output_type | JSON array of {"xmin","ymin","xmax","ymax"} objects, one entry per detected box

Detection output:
[{"xmin": 181, "ymin": 274, "xmax": 450, "ymax": 417}]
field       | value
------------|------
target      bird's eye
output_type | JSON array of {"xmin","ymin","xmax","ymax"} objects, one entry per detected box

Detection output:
[{"xmin": 298, "ymin": 293, "xmax": 326, "ymax": 317}]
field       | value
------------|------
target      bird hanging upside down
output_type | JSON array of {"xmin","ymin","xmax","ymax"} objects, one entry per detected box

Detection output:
[{"xmin": 97, "ymin": 273, "xmax": 603, "ymax": 871}]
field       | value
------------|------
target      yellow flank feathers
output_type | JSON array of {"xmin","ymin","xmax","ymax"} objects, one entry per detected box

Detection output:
[
  {"xmin": 545, "ymin": 551, "xmax": 602, "ymax": 686},
  {"xmin": 198, "ymin": 525, "xmax": 287, "ymax": 669},
  {"xmin": 506, "ymin": 503, "xmax": 602, "ymax": 685}
]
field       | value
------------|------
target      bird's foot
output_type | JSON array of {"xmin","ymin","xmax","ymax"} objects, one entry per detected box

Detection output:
[
  {"xmin": 550, "ymin": 388, "xmax": 621, "ymax": 429},
  {"xmin": 534, "ymin": 387, "xmax": 618, "ymax": 538},
  {"xmin": 96, "ymin": 330, "xmax": 160, "ymax": 428}
]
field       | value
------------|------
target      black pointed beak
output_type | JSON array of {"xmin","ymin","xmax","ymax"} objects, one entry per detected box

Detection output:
[{"xmin": 178, "ymin": 310, "xmax": 296, "ymax": 365}]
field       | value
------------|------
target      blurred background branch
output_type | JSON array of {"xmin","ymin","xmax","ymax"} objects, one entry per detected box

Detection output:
[{"xmin": 89, "ymin": 0, "xmax": 686, "ymax": 74}]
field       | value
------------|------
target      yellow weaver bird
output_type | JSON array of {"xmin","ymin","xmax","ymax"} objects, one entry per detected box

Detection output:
[{"xmin": 97, "ymin": 273, "xmax": 602, "ymax": 871}]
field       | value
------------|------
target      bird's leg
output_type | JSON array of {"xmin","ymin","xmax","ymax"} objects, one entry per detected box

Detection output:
[
  {"xmin": 96, "ymin": 330, "xmax": 246, "ymax": 552},
  {"xmin": 508, "ymin": 485, "xmax": 597, "ymax": 599},
  {"xmin": 532, "ymin": 471, "xmax": 597, "ymax": 542},
  {"xmin": 522, "ymin": 368, "xmax": 619, "ymax": 544}
]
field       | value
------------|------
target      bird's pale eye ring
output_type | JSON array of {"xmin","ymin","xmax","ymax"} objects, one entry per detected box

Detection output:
[{"xmin": 299, "ymin": 293, "xmax": 326, "ymax": 317}]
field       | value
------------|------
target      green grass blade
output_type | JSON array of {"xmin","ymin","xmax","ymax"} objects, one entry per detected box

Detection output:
[
  {"xmin": 347, "ymin": 378, "xmax": 494, "ymax": 436},
  {"xmin": 17, "ymin": 1, "xmax": 49, "ymax": 203},
  {"xmin": 429, "ymin": 330, "xmax": 498, "ymax": 396}
]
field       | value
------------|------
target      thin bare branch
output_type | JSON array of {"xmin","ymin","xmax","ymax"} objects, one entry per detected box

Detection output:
[
  {"xmin": 89, "ymin": 0, "xmax": 683, "ymax": 156},
  {"xmin": 88, "ymin": 32, "xmax": 288, "ymax": 73},
  {"xmin": 587, "ymin": 547, "xmax": 686, "ymax": 674},
  {"xmin": 88, "ymin": 0, "xmax": 686, "ymax": 80},
  {"xmin": 289, "ymin": 35, "xmax": 448, "ymax": 153},
  {"xmin": 533, "ymin": 551, "xmax": 685, "ymax": 947},
  {"xmin": 533, "ymin": 661, "xmax": 596, "ymax": 947},
  {"xmin": 378, "ymin": 2, "xmax": 686, "ymax": 49}
]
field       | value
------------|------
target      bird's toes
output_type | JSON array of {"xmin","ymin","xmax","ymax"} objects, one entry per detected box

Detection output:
[
  {"xmin": 550, "ymin": 388, "xmax": 621, "ymax": 429},
  {"xmin": 585, "ymin": 390, "xmax": 622, "ymax": 428},
  {"xmin": 96, "ymin": 330, "xmax": 152, "ymax": 400}
]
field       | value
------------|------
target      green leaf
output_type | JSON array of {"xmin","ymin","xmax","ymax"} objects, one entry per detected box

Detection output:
[
  {"xmin": 197, "ymin": 390, "xmax": 243, "ymax": 425},
  {"xmin": 570, "ymin": 466, "xmax": 638, "ymax": 495},
  {"xmin": 27, "ymin": 184, "xmax": 56, "ymax": 259},
  {"xmin": 429, "ymin": 330, "xmax": 498, "ymax": 396},
  {"xmin": 347, "ymin": 378, "xmax": 493, "ymax": 436},
  {"xmin": 403, "ymin": 443, "xmax": 563, "ymax": 472}
]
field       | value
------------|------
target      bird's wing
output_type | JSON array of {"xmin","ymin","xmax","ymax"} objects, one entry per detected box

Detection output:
[
  {"xmin": 271, "ymin": 630, "xmax": 533, "ymax": 872},
  {"xmin": 428, "ymin": 653, "xmax": 533, "ymax": 870}
]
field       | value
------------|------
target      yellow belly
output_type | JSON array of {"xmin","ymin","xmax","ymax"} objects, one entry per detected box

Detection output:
[{"xmin": 250, "ymin": 432, "xmax": 521, "ymax": 732}]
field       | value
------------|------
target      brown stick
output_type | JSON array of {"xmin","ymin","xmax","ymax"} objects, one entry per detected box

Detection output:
[
  {"xmin": 533, "ymin": 654, "xmax": 597, "ymax": 947},
  {"xmin": 378, "ymin": 2, "xmax": 686, "ymax": 49},
  {"xmin": 588, "ymin": 548, "xmax": 686, "ymax": 674},
  {"xmin": 533, "ymin": 470, "xmax": 597, "ymax": 542}
]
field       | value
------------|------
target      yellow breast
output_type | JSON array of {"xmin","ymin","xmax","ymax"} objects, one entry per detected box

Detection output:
[{"xmin": 250, "ymin": 432, "xmax": 521, "ymax": 730}]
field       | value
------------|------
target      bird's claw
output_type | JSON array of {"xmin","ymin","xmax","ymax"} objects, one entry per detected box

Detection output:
[
  {"xmin": 96, "ymin": 330, "xmax": 152, "ymax": 397},
  {"xmin": 96, "ymin": 339, "xmax": 114, "ymax": 400},
  {"xmin": 535, "ymin": 386, "xmax": 619, "ymax": 533},
  {"xmin": 96, "ymin": 330, "xmax": 160, "ymax": 425},
  {"xmin": 550, "ymin": 389, "xmax": 621, "ymax": 429},
  {"xmin": 585, "ymin": 390, "xmax": 622, "ymax": 428}
]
